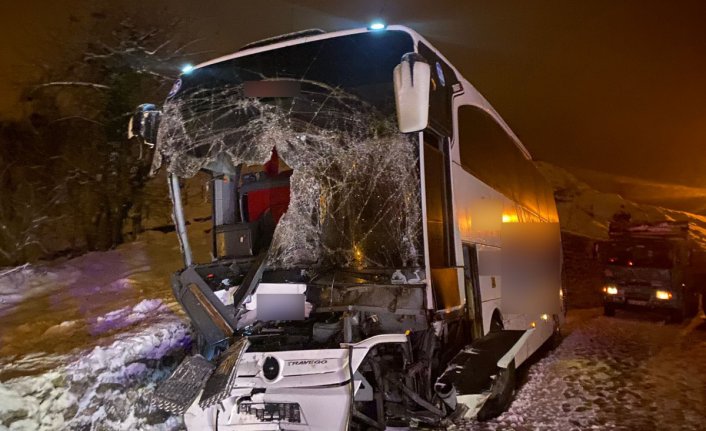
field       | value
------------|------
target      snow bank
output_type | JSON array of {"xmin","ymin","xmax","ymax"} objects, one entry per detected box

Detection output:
[
  {"xmin": 0, "ymin": 192, "xmax": 214, "ymax": 430},
  {"xmin": 91, "ymin": 298, "xmax": 168, "ymax": 336},
  {"xmin": 1, "ymin": 310, "xmax": 191, "ymax": 430},
  {"xmin": 536, "ymin": 162, "xmax": 706, "ymax": 248},
  {"xmin": 0, "ymin": 265, "xmax": 80, "ymax": 315},
  {"xmin": 0, "ymin": 242, "xmax": 153, "ymax": 316}
]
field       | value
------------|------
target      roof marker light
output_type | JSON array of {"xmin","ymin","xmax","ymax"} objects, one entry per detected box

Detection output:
[
  {"xmin": 181, "ymin": 64, "xmax": 194, "ymax": 74},
  {"xmin": 368, "ymin": 21, "xmax": 386, "ymax": 31}
]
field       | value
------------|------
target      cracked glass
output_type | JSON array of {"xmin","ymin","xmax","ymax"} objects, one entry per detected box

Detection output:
[{"xmin": 151, "ymin": 31, "xmax": 423, "ymax": 271}]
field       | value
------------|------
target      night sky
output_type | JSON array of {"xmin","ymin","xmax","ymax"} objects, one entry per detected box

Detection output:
[{"xmin": 1, "ymin": 0, "xmax": 705, "ymax": 211}]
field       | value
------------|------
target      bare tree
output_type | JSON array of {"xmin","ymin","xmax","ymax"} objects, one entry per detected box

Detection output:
[{"xmin": 0, "ymin": 11, "xmax": 196, "ymax": 266}]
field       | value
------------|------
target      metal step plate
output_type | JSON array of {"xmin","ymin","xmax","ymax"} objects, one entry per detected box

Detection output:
[
  {"xmin": 153, "ymin": 354, "xmax": 215, "ymax": 415},
  {"xmin": 199, "ymin": 337, "xmax": 249, "ymax": 408}
]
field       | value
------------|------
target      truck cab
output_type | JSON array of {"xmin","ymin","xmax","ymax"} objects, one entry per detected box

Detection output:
[{"xmin": 599, "ymin": 221, "xmax": 701, "ymax": 322}]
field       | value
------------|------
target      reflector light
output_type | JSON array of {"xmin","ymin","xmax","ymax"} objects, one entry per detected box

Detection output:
[
  {"xmin": 181, "ymin": 64, "xmax": 194, "ymax": 74},
  {"xmin": 368, "ymin": 21, "xmax": 386, "ymax": 30}
]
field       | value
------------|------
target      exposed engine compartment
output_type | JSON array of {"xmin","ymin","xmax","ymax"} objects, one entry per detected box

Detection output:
[
  {"xmin": 242, "ymin": 314, "xmax": 345, "ymax": 353},
  {"xmin": 183, "ymin": 258, "xmax": 430, "ymax": 352}
]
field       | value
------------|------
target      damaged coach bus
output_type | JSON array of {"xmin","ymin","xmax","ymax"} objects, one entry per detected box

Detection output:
[{"xmin": 129, "ymin": 25, "xmax": 563, "ymax": 430}]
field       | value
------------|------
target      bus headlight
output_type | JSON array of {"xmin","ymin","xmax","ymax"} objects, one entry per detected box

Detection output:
[
  {"xmin": 655, "ymin": 290, "xmax": 672, "ymax": 300},
  {"xmin": 603, "ymin": 285, "xmax": 618, "ymax": 295}
]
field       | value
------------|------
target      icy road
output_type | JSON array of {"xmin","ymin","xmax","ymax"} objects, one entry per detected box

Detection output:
[{"xmin": 1, "ymin": 232, "xmax": 705, "ymax": 430}]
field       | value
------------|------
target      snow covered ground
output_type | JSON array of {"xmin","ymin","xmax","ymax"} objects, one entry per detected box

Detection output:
[
  {"xmin": 467, "ymin": 309, "xmax": 706, "ymax": 431},
  {"xmin": 0, "ymin": 304, "xmax": 190, "ymax": 431},
  {"xmin": 0, "ymin": 230, "xmax": 196, "ymax": 431},
  {"xmin": 0, "ymin": 175, "xmax": 214, "ymax": 431},
  {"xmin": 3, "ymin": 233, "xmax": 705, "ymax": 431}
]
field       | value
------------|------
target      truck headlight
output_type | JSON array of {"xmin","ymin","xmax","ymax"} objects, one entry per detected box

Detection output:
[
  {"xmin": 655, "ymin": 290, "xmax": 672, "ymax": 300},
  {"xmin": 603, "ymin": 285, "xmax": 618, "ymax": 295}
]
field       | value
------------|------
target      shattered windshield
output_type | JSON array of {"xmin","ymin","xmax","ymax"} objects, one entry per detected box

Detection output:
[{"xmin": 152, "ymin": 31, "xmax": 423, "ymax": 270}]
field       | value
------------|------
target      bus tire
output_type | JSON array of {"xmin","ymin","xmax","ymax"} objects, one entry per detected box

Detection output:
[
  {"xmin": 603, "ymin": 304, "xmax": 615, "ymax": 317},
  {"xmin": 477, "ymin": 360, "xmax": 516, "ymax": 421}
]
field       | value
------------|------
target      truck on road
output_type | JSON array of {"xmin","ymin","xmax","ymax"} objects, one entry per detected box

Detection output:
[{"xmin": 598, "ymin": 221, "xmax": 705, "ymax": 322}]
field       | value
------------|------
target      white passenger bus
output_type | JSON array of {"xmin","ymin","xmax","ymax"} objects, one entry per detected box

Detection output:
[{"xmin": 130, "ymin": 24, "xmax": 563, "ymax": 430}]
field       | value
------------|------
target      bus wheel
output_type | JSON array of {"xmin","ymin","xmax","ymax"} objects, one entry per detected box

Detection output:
[
  {"xmin": 477, "ymin": 360, "xmax": 516, "ymax": 421},
  {"xmin": 603, "ymin": 304, "xmax": 615, "ymax": 317}
]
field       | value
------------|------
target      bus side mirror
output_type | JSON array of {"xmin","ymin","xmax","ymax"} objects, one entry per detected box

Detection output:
[
  {"xmin": 128, "ymin": 103, "xmax": 161, "ymax": 147},
  {"xmin": 393, "ymin": 53, "xmax": 430, "ymax": 133}
]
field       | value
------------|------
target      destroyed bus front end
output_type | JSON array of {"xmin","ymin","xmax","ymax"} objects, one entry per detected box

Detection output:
[
  {"xmin": 148, "ymin": 28, "xmax": 442, "ymax": 429},
  {"xmin": 129, "ymin": 26, "xmax": 564, "ymax": 430}
]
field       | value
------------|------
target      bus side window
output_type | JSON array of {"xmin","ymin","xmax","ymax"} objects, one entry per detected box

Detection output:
[{"xmin": 457, "ymin": 105, "xmax": 552, "ymax": 221}]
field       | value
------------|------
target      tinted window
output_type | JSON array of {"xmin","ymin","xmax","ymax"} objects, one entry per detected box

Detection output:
[{"xmin": 458, "ymin": 105, "xmax": 555, "ymax": 219}]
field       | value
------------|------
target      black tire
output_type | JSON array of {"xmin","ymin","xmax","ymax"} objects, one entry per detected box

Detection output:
[
  {"xmin": 603, "ymin": 304, "xmax": 616, "ymax": 317},
  {"xmin": 685, "ymin": 292, "xmax": 699, "ymax": 318},
  {"xmin": 477, "ymin": 360, "xmax": 516, "ymax": 421},
  {"xmin": 668, "ymin": 308, "xmax": 684, "ymax": 324}
]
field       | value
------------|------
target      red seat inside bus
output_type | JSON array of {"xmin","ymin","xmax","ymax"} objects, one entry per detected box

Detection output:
[
  {"xmin": 246, "ymin": 179, "xmax": 291, "ymax": 223},
  {"xmin": 242, "ymin": 148, "xmax": 291, "ymax": 224}
]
